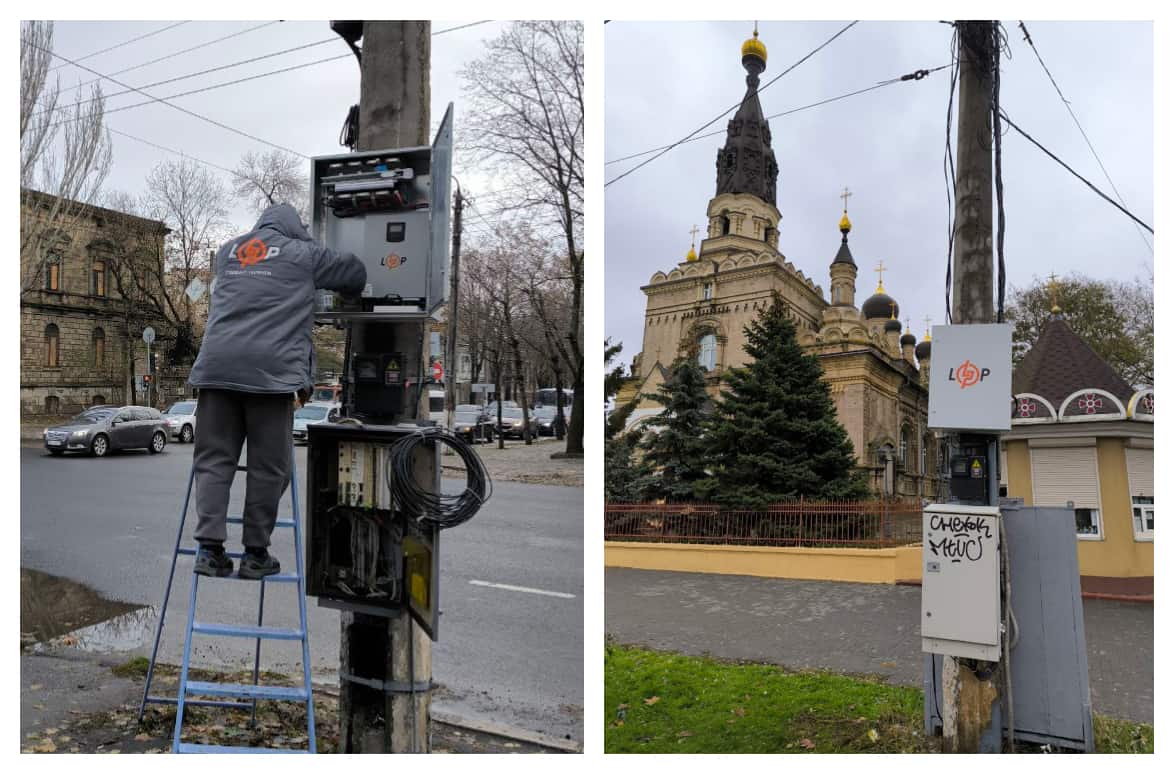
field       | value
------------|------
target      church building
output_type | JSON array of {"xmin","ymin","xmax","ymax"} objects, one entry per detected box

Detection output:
[{"xmin": 617, "ymin": 28, "xmax": 941, "ymax": 499}]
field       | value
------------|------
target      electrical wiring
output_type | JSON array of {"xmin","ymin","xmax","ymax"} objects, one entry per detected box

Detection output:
[
  {"xmin": 28, "ymin": 40, "xmax": 310, "ymax": 159},
  {"xmin": 48, "ymin": 20, "xmax": 191, "ymax": 73},
  {"xmin": 387, "ymin": 428, "xmax": 492, "ymax": 529},
  {"xmin": 605, "ymin": 21, "xmax": 859, "ymax": 188}
]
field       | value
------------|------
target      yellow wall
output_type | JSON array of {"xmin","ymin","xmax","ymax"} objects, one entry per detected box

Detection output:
[
  {"xmin": 1004, "ymin": 437, "xmax": 1152, "ymax": 578},
  {"xmin": 605, "ymin": 541, "xmax": 924, "ymax": 585}
]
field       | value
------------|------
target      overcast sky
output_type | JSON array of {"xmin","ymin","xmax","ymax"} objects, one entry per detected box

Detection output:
[
  {"xmin": 40, "ymin": 19, "xmax": 510, "ymax": 242},
  {"xmin": 604, "ymin": 20, "xmax": 1154, "ymax": 370}
]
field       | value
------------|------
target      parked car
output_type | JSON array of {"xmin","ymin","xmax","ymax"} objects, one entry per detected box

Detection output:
[
  {"xmin": 162, "ymin": 399, "xmax": 198, "ymax": 443},
  {"xmin": 532, "ymin": 406, "xmax": 562, "ymax": 436},
  {"xmin": 43, "ymin": 405, "xmax": 168, "ymax": 457},
  {"xmin": 496, "ymin": 407, "xmax": 539, "ymax": 439},
  {"xmin": 292, "ymin": 401, "xmax": 341, "ymax": 444},
  {"xmin": 453, "ymin": 409, "xmax": 495, "ymax": 444},
  {"xmin": 457, "ymin": 403, "xmax": 490, "ymax": 422},
  {"xmin": 311, "ymin": 383, "xmax": 342, "ymax": 403},
  {"xmin": 486, "ymin": 400, "xmax": 518, "ymax": 416}
]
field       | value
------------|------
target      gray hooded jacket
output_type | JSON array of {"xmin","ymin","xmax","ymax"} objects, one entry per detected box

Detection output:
[{"xmin": 189, "ymin": 203, "xmax": 366, "ymax": 394}]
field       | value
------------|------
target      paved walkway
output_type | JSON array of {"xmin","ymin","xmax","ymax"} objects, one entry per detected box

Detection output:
[{"xmin": 605, "ymin": 568, "xmax": 1152, "ymax": 723}]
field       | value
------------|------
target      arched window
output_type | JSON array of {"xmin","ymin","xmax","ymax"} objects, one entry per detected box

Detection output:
[
  {"xmin": 92, "ymin": 394, "xmax": 106, "ymax": 407},
  {"xmin": 720, "ymin": 215, "xmax": 731, "ymax": 236},
  {"xmin": 91, "ymin": 259, "xmax": 107, "ymax": 297},
  {"xmin": 45, "ymin": 324, "xmax": 60, "ymax": 367},
  {"xmin": 900, "ymin": 425, "xmax": 911, "ymax": 469},
  {"xmin": 93, "ymin": 327, "xmax": 106, "ymax": 367},
  {"xmin": 764, "ymin": 225, "xmax": 775, "ymax": 244},
  {"xmin": 45, "ymin": 395, "xmax": 60, "ymax": 415},
  {"xmin": 698, "ymin": 333, "xmax": 717, "ymax": 371},
  {"xmin": 44, "ymin": 253, "xmax": 62, "ymax": 292}
]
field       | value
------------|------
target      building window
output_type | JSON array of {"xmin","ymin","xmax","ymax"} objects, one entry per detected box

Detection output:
[
  {"xmin": 1132, "ymin": 495, "xmax": 1154, "ymax": 541},
  {"xmin": 702, "ymin": 283, "xmax": 713, "ymax": 301},
  {"xmin": 44, "ymin": 254, "xmax": 61, "ymax": 292},
  {"xmin": 45, "ymin": 395, "xmax": 60, "ymax": 415},
  {"xmin": 720, "ymin": 215, "xmax": 731, "ymax": 236},
  {"xmin": 92, "ymin": 394, "xmax": 106, "ymax": 407},
  {"xmin": 1074, "ymin": 507, "xmax": 1102, "ymax": 538},
  {"xmin": 764, "ymin": 225, "xmax": 775, "ymax": 244},
  {"xmin": 93, "ymin": 327, "xmax": 106, "ymax": 368},
  {"xmin": 92, "ymin": 259, "xmax": 107, "ymax": 297},
  {"xmin": 45, "ymin": 323, "xmax": 60, "ymax": 367},
  {"xmin": 899, "ymin": 426, "xmax": 911, "ymax": 469},
  {"xmin": 698, "ymin": 333, "xmax": 717, "ymax": 371}
]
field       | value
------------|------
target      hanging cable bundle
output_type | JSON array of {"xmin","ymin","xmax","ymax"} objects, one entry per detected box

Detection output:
[{"xmin": 387, "ymin": 428, "xmax": 492, "ymax": 529}]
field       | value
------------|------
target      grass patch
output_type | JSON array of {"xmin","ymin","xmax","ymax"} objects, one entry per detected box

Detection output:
[
  {"xmin": 605, "ymin": 643, "xmax": 1153, "ymax": 754},
  {"xmin": 111, "ymin": 656, "xmax": 150, "ymax": 678},
  {"xmin": 604, "ymin": 643, "xmax": 929, "ymax": 753}
]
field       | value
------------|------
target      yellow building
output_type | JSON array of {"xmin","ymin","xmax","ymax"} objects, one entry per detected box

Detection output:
[
  {"xmin": 1003, "ymin": 310, "xmax": 1153, "ymax": 587},
  {"xmin": 618, "ymin": 29, "xmax": 941, "ymax": 499}
]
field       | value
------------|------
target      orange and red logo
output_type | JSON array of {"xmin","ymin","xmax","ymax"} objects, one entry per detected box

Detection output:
[
  {"xmin": 381, "ymin": 253, "xmax": 407, "ymax": 270},
  {"xmin": 948, "ymin": 359, "xmax": 991, "ymax": 390},
  {"xmin": 236, "ymin": 237, "xmax": 275, "ymax": 267}
]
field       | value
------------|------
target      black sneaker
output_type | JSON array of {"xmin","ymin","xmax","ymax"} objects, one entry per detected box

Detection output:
[
  {"xmin": 238, "ymin": 548, "xmax": 281, "ymax": 580},
  {"xmin": 194, "ymin": 545, "xmax": 233, "ymax": 578}
]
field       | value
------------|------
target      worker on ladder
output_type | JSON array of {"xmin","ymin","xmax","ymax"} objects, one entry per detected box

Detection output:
[{"xmin": 188, "ymin": 202, "xmax": 365, "ymax": 580}]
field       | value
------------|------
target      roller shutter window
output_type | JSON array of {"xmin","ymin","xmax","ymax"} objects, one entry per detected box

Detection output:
[
  {"xmin": 1126, "ymin": 448, "xmax": 1154, "ymax": 540},
  {"xmin": 1031, "ymin": 446, "xmax": 1102, "ymax": 539}
]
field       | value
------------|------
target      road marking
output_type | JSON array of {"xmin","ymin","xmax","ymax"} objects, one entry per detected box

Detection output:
[{"xmin": 468, "ymin": 580, "xmax": 575, "ymax": 599}]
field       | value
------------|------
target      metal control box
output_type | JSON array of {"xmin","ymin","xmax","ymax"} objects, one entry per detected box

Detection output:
[
  {"xmin": 928, "ymin": 323, "xmax": 1012, "ymax": 432},
  {"xmin": 311, "ymin": 103, "xmax": 453, "ymax": 316},
  {"xmin": 921, "ymin": 503, "xmax": 1001, "ymax": 660}
]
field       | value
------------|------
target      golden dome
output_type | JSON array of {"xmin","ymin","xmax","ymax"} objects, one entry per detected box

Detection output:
[
  {"xmin": 685, "ymin": 244, "xmax": 698, "ymax": 262},
  {"xmin": 741, "ymin": 29, "xmax": 767, "ymax": 64},
  {"xmin": 839, "ymin": 211, "xmax": 852, "ymax": 232}
]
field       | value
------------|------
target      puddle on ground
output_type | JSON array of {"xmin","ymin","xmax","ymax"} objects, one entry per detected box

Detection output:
[{"xmin": 21, "ymin": 568, "xmax": 155, "ymax": 652}]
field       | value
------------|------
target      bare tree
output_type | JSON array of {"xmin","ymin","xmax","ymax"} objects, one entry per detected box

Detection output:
[
  {"xmin": 20, "ymin": 20, "xmax": 113, "ymax": 292},
  {"xmin": 231, "ymin": 149, "xmax": 309, "ymax": 220},
  {"xmin": 460, "ymin": 20, "xmax": 584, "ymax": 455}
]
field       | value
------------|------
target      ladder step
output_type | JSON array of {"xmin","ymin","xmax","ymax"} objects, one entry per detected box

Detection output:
[
  {"xmin": 146, "ymin": 695, "xmax": 253, "ymax": 710},
  {"xmin": 227, "ymin": 517, "xmax": 296, "ymax": 528},
  {"xmin": 192, "ymin": 622, "xmax": 304, "ymax": 640},
  {"xmin": 185, "ymin": 680, "xmax": 308, "ymax": 702},
  {"xmin": 176, "ymin": 742, "xmax": 309, "ymax": 754}
]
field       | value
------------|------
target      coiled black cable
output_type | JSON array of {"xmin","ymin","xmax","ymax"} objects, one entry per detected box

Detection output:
[{"xmin": 387, "ymin": 428, "xmax": 492, "ymax": 529}]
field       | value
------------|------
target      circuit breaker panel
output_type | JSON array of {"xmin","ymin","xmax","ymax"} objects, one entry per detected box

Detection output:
[
  {"xmin": 305, "ymin": 423, "xmax": 440, "ymax": 638},
  {"xmin": 921, "ymin": 503, "xmax": 1001, "ymax": 661},
  {"xmin": 311, "ymin": 103, "xmax": 453, "ymax": 316}
]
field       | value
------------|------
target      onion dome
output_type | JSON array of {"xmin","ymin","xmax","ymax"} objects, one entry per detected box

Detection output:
[
  {"xmin": 862, "ymin": 285, "xmax": 898, "ymax": 320},
  {"xmin": 839, "ymin": 211, "xmax": 852, "ymax": 233},
  {"xmin": 900, "ymin": 319, "xmax": 917, "ymax": 348},
  {"xmin": 915, "ymin": 328, "xmax": 932, "ymax": 361},
  {"xmin": 884, "ymin": 317, "xmax": 902, "ymax": 333},
  {"xmin": 741, "ymin": 26, "xmax": 767, "ymax": 67},
  {"xmin": 685, "ymin": 243, "xmax": 698, "ymax": 262}
]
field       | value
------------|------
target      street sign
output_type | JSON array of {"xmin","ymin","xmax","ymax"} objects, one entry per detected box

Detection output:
[
  {"xmin": 928, "ymin": 323, "xmax": 1012, "ymax": 432},
  {"xmin": 185, "ymin": 277, "xmax": 206, "ymax": 302},
  {"xmin": 142, "ymin": 326, "xmax": 156, "ymax": 345},
  {"xmin": 471, "ymin": 383, "xmax": 494, "ymax": 394},
  {"xmin": 432, "ymin": 361, "xmax": 444, "ymax": 382}
]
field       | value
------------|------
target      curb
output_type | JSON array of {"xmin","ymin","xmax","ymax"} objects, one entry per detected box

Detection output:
[{"xmin": 895, "ymin": 578, "xmax": 1151, "ymax": 603}]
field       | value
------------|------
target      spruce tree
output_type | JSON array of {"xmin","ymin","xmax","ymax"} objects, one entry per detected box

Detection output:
[
  {"xmin": 702, "ymin": 294, "xmax": 868, "ymax": 506},
  {"xmin": 632, "ymin": 354, "xmax": 712, "ymax": 502}
]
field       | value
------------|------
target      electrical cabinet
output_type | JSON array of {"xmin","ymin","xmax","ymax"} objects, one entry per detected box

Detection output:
[
  {"xmin": 921, "ymin": 503, "xmax": 1001, "ymax": 661},
  {"xmin": 311, "ymin": 103, "xmax": 453, "ymax": 316},
  {"xmin": 305, "ymin": 422, "xmax": 440, "ymax": 639}
]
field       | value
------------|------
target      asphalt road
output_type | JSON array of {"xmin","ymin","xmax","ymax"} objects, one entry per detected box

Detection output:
[
  {"xmin": 20, "ymin": 442, "xmax": 583, "ymax": 741},
  {"xmin": 605, "ymin": 567, "xmax": 1152, "ymax": 724}
]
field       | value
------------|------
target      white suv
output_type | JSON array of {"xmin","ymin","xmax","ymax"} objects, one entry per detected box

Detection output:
[{"xmin": 162, "ymin": 399, "xmax": 198, "ymax": 443}]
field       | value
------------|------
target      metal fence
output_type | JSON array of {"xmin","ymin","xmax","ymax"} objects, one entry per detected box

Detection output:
[{"xmin": 604, "ymin": 499, "xmax": 923, "ymax": 548}]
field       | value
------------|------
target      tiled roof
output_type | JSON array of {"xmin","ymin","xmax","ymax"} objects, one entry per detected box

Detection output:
[{"xmin": 1012, "ymin": 314, "xmax": 1133, "ymax": 408}]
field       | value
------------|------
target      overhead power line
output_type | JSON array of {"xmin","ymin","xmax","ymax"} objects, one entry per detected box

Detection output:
[
  {"xmin": 58, "ymin": 21, "xmax": 283, "ymax": 98},
  {"xmin": 605, "ymin": 64, "xmax": 948, "ymax": 167},
  {"xmin": 1017, "ymin": 21, "xmax": 1152, "ymax": 254},
  {"xmin": 48, "ymin": 20, "xmax": 191, "ymax": 72},
  {"xmin": 604, "ymin": 20, "xmax": 859, "ymax": 188},
  {"xmin": 30, "ymin": 40, "xmax": 310, "ymax": 159},
  {"xmin": 49, "ymin": 52, "xmax": 352, "ymax": 127},
  {"xmin": 108, "ymin": 126, "xmax": 239, "ymax": 176},
  {"xmin": 999, "ymin": 110, "xmax": 1153, "ymax": 234},
  {"xmin": 433, "ymin": 21, "xmax": 494, "ymax": 36}
]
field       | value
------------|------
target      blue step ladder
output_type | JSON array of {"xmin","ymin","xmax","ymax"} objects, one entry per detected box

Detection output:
[{"xmin": 138, "ymin": 451, "xmax": 316, "ymax": 754}]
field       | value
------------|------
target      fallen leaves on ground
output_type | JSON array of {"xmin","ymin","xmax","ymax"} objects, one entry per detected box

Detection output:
[{"xmin": 643, "ymin": 696, "xmax": 660, "ymax": 706}]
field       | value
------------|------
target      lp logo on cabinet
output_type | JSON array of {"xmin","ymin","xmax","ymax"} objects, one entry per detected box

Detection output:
[{"xmin": 928, "ymin": 323, "xmax": 1012, "ymax": 432}]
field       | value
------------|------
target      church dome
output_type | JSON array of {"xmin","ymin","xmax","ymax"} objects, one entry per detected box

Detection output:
[
  {"xmin": 741, "ymin": 28, "xmax": 767, "ymax": 65},
  {"xmin": 862, "ymin": 287, "xmax": 898, "ymax": 320},
  {"xmin": 884, "ymin": 317, "xmax": 902, "ymax": 333},
  {"xmin": 685, "ymin": 244, "xmax": 698, "ymax": 262},
  {"xmin": 839, "ymin": 211, "xmax": 852, "ymax": 233},
  {"xmin": 901, "ymin": 331, "xmax": 917, "ymax": 348},
  {"xmin": 915, "ymin": 337, "xmax": 932, "ymax": 361}
]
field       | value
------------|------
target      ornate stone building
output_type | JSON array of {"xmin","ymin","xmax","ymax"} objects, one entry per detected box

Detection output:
[
  {"xmin": 617, "ymin": 29, "xmax": 941, "ymax": 499},
  {"xmin": 20, "ymin": 191, "xmax": 170, "ymax": 421}
]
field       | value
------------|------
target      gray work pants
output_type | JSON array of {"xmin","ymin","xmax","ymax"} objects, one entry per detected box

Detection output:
[{"xmin": 193, "ymin": 389, "xmax": 294, "ymax": 549}]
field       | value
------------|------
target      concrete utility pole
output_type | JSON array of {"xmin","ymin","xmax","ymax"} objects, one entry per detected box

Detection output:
[
  {"xmin": 951, "ymin": 21, "xmax": 996, "ymax": 326},
  {"xmin": 337, "ymin": 20, "xmax": 433, "ymax": 754},
  {"xmin": 444, "ymin": 185, "xmax": 463, "ymax": 431},
  {"xmin": 941, "ymin": 20, "xmax": 1000, "ymax": 754}
]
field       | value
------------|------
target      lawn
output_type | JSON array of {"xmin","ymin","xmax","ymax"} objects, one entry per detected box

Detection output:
[{"xmin": 604, "ymin": 643, "xmax": 1153, "ymax": 754}]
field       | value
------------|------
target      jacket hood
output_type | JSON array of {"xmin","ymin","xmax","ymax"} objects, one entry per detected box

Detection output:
[{"xmin": 254, "ymin": 203, "xmax": 310, "ymax": 241}]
